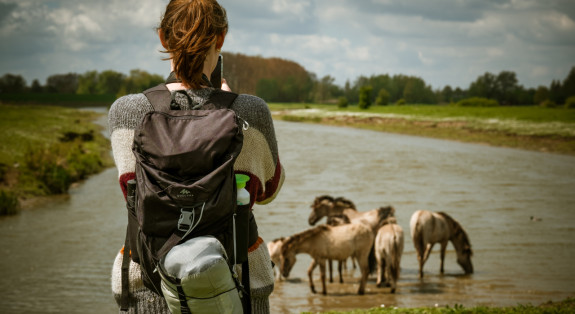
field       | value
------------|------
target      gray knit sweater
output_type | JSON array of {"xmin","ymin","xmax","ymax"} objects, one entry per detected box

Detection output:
[{"xmin": 108, "ymin": 87, "xmax": 284, "ymax": 314}]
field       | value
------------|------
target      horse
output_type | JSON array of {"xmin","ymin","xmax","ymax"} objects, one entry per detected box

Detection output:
[
  {"xmin": 267, "ymin": 237, "xmax": 285, "ymax": 281},
  {"xmin": 308, "ymin": 195, "xmax": 395, "ymax": 235},
  {"xmin": 410, "ymin": 210, "xmax": 473, "ymax": 278},
  {"xmin": 279, "ymin": 223, "xmax": 374, "ymax": 295},
  {"xmin": 374, "ymin": 219, "xmax": 404, "ymax": 293},
  {"xmin": 325, "ymin": 214, "xmax": 352, "ymax": 284}
]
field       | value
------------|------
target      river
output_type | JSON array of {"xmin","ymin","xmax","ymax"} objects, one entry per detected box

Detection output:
[{"xmin": 0, "ymin": 111, "xmax": 574, "ymax": 313}]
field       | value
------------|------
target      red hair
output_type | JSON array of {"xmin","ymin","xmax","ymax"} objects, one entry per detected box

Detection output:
[{"xmin": 159, "ymin": 0, "xmax": 228, "ymax": 88}]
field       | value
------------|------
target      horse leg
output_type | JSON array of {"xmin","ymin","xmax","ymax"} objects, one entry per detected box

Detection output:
[
  {"xmin": 319, "ymin": 259, "xmax": 327, "ymax": 295},
  {"xmin": 338, "ymin": 260, "xmax": 344, "ymax": 283},
  {"xmin": 419, "ymin": 243, "xmax": 434, "ymax": 278},
  {"xmin": 357, "ymin": 257, "xmax": 369, "ymax": 295},
  {"xmin": 440, "ymin": 241, "xmax": 448, "ymax": 274},
  {"xmin": 307, "ymin": 259, "xmax": 318, "ymax": 294},
  {"xmin": 328, "ymin": 259, "xmax": 333, "ymax": 283}
]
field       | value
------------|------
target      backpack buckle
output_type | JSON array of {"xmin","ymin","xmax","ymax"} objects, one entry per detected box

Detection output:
[{"xmin": 178, "ymin": 208, "xmax": 194, "ymax": 232}]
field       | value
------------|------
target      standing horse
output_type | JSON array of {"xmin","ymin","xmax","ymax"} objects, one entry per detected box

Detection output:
[
  {"xmin": 325, "ymin": 214, "xmax": 352, "ymax": 284},
  {"xmin": 374, "ymin": 219, "xmax": 404, "ymax": 293},
  {"xmin": 308, "ymin": 195, "xmax": 395, "ymax": 235},
  {"xmin": 410, "ymin": 210, "xmax": 473, "ymax": 278},
  {"xmin": 280, "ymin": 223, "xmax": 374, "ymax": 295}
]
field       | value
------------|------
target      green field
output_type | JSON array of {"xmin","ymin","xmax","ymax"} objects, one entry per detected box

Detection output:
[
  {"xmin": 0, "ymin": 104, "xmax": 112, "ymax": 214},
  {"xmin": 270, "ymin": 103, "xmax": 575, "ymax": 155}
]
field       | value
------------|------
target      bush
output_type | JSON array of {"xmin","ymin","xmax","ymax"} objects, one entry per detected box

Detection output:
[
  {"xmin": 540, "ymin": 99, "xmax": 557, "ymax": 108},
  {"xmin": 358, "ymin": 86, "xmax": 373, "ymax": 109},
  {"xmin": 375, "ymin": 89, "xmax": 390, "ymax": 106},
  {"xmin": 455, "ymin": 97, "xmax": 499, "ymax": 107},
  {"xmin": 565, "ymin": 96, "xmax": 575, "ymax": 109},
  {"xmin": 337, "ymin": 96, "xmax": 348, "ymax": 108},
  {"xmin": 0, "ymin": 189, "xmax": 19, "ymax": 216},
  {"xmin": 395, "ymin": 98, "xmax": 406, "ymax": 106},
  {"xmin": 24, "ymin": 138, "xmax": 106, "ymax": 195}
]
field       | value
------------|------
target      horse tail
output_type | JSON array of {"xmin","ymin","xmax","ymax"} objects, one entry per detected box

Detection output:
[
  {"xmin": 411, "ymin": 213, "xmax": 424, "ymax": 256},
  {"xmin": 390, "ymin": 228, "xmax": 402, "ymax": 282},
  {"xmin": 368, "ymin": 243, "xmax": 377, "ymax": 275}
]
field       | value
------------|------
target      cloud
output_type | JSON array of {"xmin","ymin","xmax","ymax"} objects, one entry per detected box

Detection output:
[{"xmin": 0, "ymin": 0, "xmax": 573, "ymax": 90}]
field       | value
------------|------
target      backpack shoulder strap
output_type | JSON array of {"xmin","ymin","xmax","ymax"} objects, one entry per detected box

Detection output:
[
  {"xmin": 203, "ymin": 90, "xmax": 239, "ymax": 110},
  {"xmin": 143, "ymin": 83, "xmax": 171, "ymax": 111}
]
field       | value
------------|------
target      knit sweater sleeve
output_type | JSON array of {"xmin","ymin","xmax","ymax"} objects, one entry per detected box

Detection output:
[
  {"xmin": 231, "ymin": 94, "xmax": 284, "ymax": 206},
  {"xmin": 108, "ymin": 93, "xmax": 153, "ymax": 199}
]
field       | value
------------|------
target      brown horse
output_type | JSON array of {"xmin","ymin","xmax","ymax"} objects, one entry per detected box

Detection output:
[
  {"xmin": 267, "ymin": 237, "xmax": 285, "ymax": 281},
  {"xmin": 374, "ymin": 219, "xmax": 404, "ymax": 293},
  {"xmin": 325, "ymin": 214, "xmax": 352, "ymax": 284},
  {"xmin": 308, "ymin": 195, "xmax": 395, "ymax": 235},
  {"xmin": 280, "ymin": 223, "xmax": 374, "ymax": 295},
  {"xmin": 410, "ymin": 210, "xmax": 473, "ymax": 278}
]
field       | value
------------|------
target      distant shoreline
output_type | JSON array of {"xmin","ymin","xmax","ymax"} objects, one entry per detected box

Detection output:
[{"xmin": 271, "ymin": 108, "xmax": 575, "ymax": 156}]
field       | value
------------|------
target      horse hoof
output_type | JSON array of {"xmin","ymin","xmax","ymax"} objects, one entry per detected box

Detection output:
[
  {"xmin": 358, "ymin": 290, "xmax": 365, "ymax": 295},
  {"xmin": 390, "ymin": 288, "xmax": 396, "ymax": 294}
]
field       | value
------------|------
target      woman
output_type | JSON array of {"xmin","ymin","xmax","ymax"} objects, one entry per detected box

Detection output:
[{"xmin": 108, "ymin": 0, "xmax": 285, "ymax": 313}]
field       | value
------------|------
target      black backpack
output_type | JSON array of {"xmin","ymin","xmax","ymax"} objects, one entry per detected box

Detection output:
[{"xmin": 120, "ymin": 84, "xmax": 251, "ymax": 311}]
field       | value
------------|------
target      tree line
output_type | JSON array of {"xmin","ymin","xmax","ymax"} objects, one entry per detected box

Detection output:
[{"xmin": 1, "ymin": 52, "xmax": 574, "ymax": 107}]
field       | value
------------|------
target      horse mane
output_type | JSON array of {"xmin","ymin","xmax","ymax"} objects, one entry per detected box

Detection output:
[
  {"xmin": 436, "ymin": 211, "xmax": 472, "ymax": 253},
  {"xmin": 282, "ymin": 225, "xmax": 330, "ymax": 253},
  {"xmin": 377, "ymin": 206, "xmax": 395, "ymax": 222},
  {"xmin": 314, "ymin": 195, "xmax": 334, "ymax": 206},
  {"xmin": 333, "ymin": 197, "xmax": 356, "ymax": 210}
]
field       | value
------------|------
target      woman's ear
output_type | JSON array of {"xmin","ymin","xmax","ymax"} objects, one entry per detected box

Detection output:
[
  {"xmin": 215, "ymin": 31, "xmax": 226, "ymax": 50},
  {"xmin": 158, "ymin": 28, "xmax": 168, "ymax": 49}
]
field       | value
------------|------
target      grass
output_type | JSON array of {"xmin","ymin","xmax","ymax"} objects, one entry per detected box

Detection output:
[
  {"xmin": 0, "ymin": 103, "xmax": 113, "ymax": 215},
  {"xmin": 306, "ymin": 297, "xmax": 575, "ymax": 314},
  {"xmin": 316, "ymin": 298, "xmax": 575, "ymax": 314},
  {"xmin": 0, "ymin": 93, "xmax": 115, "ymax": 107},
  {"xmin": 270, "ymin": 103, "xmax": 575, "ymax": 155}
]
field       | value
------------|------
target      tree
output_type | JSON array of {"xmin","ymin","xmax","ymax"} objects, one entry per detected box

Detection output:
[
  {"xmin": 358, "ymin": 86, "xmax": 373, "ymax": 109},
  {"xmin": 30, "ymin": 79, "xmax": 43, "ymax": 93},
  {"xmin": 255, "ymin": 78, "xmax": 280, "ymax": 102},
  {"xmin": 0, "ymin": 74, "xmax": 27, "ymax": 93},
  {"xmin": 495, "ymin": 71, "xmax": 518, "ymax": 105},
  {"xmin": 46, "ymin": 73, "xmax": 78, "ymax": 94},
  {"xmin": 118, "ymin": 69, "xmax": 164, "ymax": 95},
  {"xmin": 533, "ymin": 86, "xmax": 550, "ymax": 105},
  {"xmin": 77, "ymin": 71, "xmax": 99, "ymax": 95},
  {"xmin": 468, "ymin": 72, "xmax": 497, "ymax": 99},
  {"xmin": 97, "ymin": 70, "xmax": 125, "ymax": 95},
  {"xmin": 562, "ymin": 66, "xmax": 575, "ymax": 99},
  {"xmin": 375, "ymin": 88, "xmax": 390, "ymax": 106},
  {"xmin": 442, "ymin": 85, "xmax": 454, "ymax": 103}
]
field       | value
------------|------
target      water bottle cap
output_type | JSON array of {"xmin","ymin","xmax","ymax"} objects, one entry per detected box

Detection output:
[{"xmin": 235, "ymin": 174, "xmax": 250, "ymax": 189}]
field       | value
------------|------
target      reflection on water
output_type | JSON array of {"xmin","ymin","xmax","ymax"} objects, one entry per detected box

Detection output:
[{"xmin": 1, "ymin": 117, "xmax": 574, "ymax": 313}]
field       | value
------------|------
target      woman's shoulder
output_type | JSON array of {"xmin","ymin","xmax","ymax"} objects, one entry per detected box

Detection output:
[
  {"xmin": 108, "ymin": 93, "xmax": 154, "ymax": 131},
  {"xmin": 232, "ymin": 94, "xmax": 271, "ymax": 116}
]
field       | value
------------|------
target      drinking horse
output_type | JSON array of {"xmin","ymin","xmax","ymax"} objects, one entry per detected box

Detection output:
[
  {"xmin": 267, "ymin": 237, "xmax": 285, "ymax": 281},
  {"xmin": 410, "ymin": 210, "xmax": 473, "ymax": 278},
  {"xmin": 279, "ymin": 223, "xmax": 374, "ymax": 295},
  {"xmin": 374, "ymin": 219, "xmax": 404, "ymax": 293}
]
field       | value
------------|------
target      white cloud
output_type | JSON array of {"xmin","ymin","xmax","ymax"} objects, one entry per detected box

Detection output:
[{"xmin": 0, "ymin": 0, "xmax": 573, "ymax": 90}]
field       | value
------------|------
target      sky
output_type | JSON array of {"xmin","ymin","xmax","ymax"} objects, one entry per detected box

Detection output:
[{"xmin": 1, "ymin": 0, "xmax": 574, "ymax": 90}]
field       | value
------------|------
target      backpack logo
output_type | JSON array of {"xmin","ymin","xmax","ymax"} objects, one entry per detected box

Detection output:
[{"xmin": 178, "ymin": 189, "xmax": 193, "ymax": 198}]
